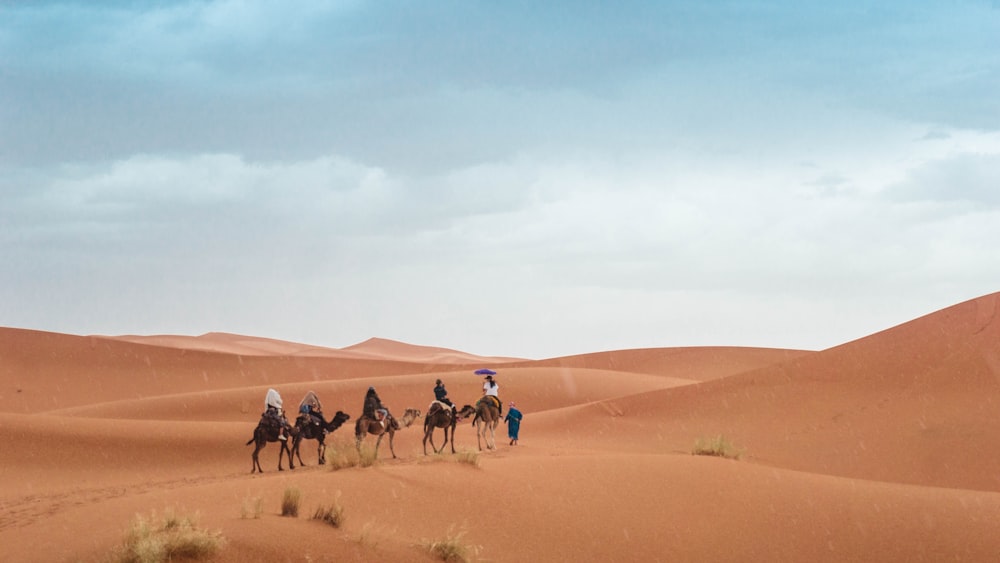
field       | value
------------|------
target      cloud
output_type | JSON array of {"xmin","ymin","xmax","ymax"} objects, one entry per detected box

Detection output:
[
  {"xmin": 884, "ymin": 153, "xmax": 1000, "ymax": 207},
  {"xmin": 2, "ymin": 2, "xmax": 1000, "ymax": 357}
]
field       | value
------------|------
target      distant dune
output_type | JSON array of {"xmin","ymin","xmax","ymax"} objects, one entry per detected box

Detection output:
[{"xmin": 3, "ymin": 292, "xmax": 1000, "ymax": 562}]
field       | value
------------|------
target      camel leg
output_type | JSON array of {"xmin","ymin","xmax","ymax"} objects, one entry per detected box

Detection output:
[
  {"xmin": 374, "ymin": 433, "xmax": 384, "ymax": 459},
  {"xmin": 251, "ymin": 442, "xmax": 263, "ymax": 473},
  {"xmin": 388, "ymin": 431, "xmax": 397, "ymax": 459},
  {"xmin": 317, "ymin": 436, "xmax": 326, "ymax": 465},
  {"xmin": 441, "ymin": 425, "xmax": 451, "ymax": 454},
  {"xmin": 422, "ymin": 424, "xmax": 431, "ymax": 455},
  {"xmin": 355, "ymin": 419, "xmax": 368, "ymax": 455},
  {"xmin": 292, "ymin": 435, "xmax": 306, "ymax": 467},
  {"xmin": 476, "ymin": 422, "xmax": 483, "ymax": 451},
  {"xmin": 429, "ymin": 428, "xmax": 439, "ymax": 454}
]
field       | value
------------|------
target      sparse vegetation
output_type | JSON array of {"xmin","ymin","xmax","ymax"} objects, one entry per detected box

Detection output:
[
  {"xmin": 112, "ymin": 509, "xmax": 224, "ymax": 563},
  {"xmin": 423, "ymin": 526, "xmax": 480, "ymax": 563},
  {"xmin": 692, "ymin": 435, "xmax": 743, "ymax": 459},
  {"xmin": 324, "ymin": 442, "xmax": 380, "ymax": 471},
  {"xmin": 455, "ymin": 450, "xmax": 480, "ymax": 468},
  {"xmin": 358, "ymin": 444, "xmax": 379, "ymax": 467},
  {"xmin": 281, "ymin": 487, "xmax": 302, "ymax": 517},
  {"xmin": 312, "ymin": 502, "xmax": 345, "ymax": 528},
  {"xmin": 240, "ymin": 496, "xmax": 264, "ymax": 519},
  {"xmin": 326, "ymin": 447, "xmax": 359, "ymax": 471},
  {"xmin": 354, "ymin": 521, "xmax": 380, "ymax": 550},
  {"xmin": 312, "ymin": 491, "xmax": 345, "ymax": 528}
]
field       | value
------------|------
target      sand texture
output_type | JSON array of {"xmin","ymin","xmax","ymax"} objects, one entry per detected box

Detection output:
[{"xmin": 3, "ymin": 292, "xmax": 1000, "ymax": 562}]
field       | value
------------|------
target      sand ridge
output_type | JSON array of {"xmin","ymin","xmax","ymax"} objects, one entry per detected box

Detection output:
[{"xmin": 3, "ymin": 292, "xmax": 1000, "ymax": 561}]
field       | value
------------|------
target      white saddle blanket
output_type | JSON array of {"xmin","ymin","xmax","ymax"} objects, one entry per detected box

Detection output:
[{"xmin": 428, "ymin": 400, "xmax": 453, "ymax": 414}]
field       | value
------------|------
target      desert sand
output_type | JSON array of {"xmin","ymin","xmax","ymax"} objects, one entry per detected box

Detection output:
[{"xmin": 3, "ymin": 292, "xmax": 1000, "ymax": 562}]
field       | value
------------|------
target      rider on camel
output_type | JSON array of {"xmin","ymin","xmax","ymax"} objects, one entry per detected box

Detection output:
[
  {"xmin": 298, "ymin": 390, "xmax": 329, "ymax": 434},
  {"xmin": 483, "ymin": 375, "xmax": 501, "ymax": 417},
  {"xmin": 263, "ymin": 388, "xmax": 293, "ymax": 440},
  {"xmin": 363, "ymin": 386, "xmax": 398, "ymax": 430},
  {"xmin": 433, "ymin": 378, "xmax": 457, "ymax": 416}
]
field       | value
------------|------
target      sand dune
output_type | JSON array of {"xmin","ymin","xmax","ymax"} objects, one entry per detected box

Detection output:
[{"xmin": 3, "ymin": 292, "xmax": 1000, "ymax": 561}]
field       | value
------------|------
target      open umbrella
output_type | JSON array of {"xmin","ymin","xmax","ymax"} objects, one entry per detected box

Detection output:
[{"xmin": 474, "ymin": 368, "xmax": 496, "ymax": 376}]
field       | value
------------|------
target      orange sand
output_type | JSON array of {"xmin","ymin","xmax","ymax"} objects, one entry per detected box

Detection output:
[{"xmin": 3, "ymin": 292, "xmax": 1000, "ymax": 561}]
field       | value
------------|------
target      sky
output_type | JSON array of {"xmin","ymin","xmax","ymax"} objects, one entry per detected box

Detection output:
[{"xmin": 2, "ymin": 1, "xmax": 1000, "ymax": 359}]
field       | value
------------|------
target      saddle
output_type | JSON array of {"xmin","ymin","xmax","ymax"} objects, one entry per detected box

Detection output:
[
  {"xmin": 477, "ymin": 396, "xmax": 500, "ymax": 410},
  {"xmin": 428, "ymin": 400, "xmax": 453, "ymax": 415},
  {"xmin": 295, "ymin": 413, "xmax": 321, "ymax": 427}
]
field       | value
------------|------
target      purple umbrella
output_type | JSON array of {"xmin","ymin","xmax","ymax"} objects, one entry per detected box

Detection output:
[{"xmin": 474, "ymin": 369, "xmax": 496, "ymax": 376}]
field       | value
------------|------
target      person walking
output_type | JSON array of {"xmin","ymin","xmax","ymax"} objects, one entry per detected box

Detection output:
[{"xmin": 505, "ymin": 402, "xmax": 523, "ymax": 445}]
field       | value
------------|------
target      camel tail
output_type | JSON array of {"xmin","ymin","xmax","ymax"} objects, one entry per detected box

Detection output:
[{"xmin": 245, "ymin": 436, "xmax": 255, "ymax": 446}]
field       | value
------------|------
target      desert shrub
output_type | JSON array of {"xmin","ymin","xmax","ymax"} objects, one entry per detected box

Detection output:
[
  {"xmin": 113, "ymin": 509, "xmax": 224, "ymax": 563},
  {"xmin": 326, "ymin": 445, "xmax": 360, "ymax": 471},
  {"xmin": 692, "ymin": 435, "xmax": 743, "ymax": 459},
  {"xmin": 355, "ymin": 521, "xmax": 380, "ymax": 549},
  {"xmin": 357, "ymin": 444, "xmax": 380, "ymax": 468},
  {"xmin": 312, "ymin": 503, "xmax": 344, "ymax": 528},
  {"xmin": 423, "ymin": 526, "xmax": 480, "ymax": 563},
  {"xmin": 281, "ymin": 487, "xmax": 302, "ymax": 517},
  {"xmin": 240, "ymin": 496, "xmax": 264, "ymax": 519},
  {"xmin": 455, "ymin": 450, "xmax": 480, "ymax": 468},
  {"xmin": 325, "ymin": 443, "xmax": 380, "ymax": 470}
]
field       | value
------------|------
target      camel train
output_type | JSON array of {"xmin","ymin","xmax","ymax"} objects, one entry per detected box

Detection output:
[{"xmin": 248, "ymin": 375, "xmax": 507, "ymax": 472}]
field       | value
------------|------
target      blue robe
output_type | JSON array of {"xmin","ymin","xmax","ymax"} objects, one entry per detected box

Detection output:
[{"xmin": 504, "ymin": 407, "xmax": 523, "ymax": 440}]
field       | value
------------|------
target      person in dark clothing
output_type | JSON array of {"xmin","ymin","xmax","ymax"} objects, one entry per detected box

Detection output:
[
  {"xmin": 363, "ymin": 386, "xmax": 396, "ymax": 429},
  {"xmin": 433, "ymin": 378, "xmax": 456, "ymax": 416},
  {"xmin": 505, "ymin": 402, "xmax": 523, "ymax": 445},
  {"xmin": 300, "ymin": 403, "xmax": 328, "ymax": 427}
]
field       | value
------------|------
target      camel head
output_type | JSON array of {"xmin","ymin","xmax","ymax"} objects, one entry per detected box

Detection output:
[
  {"xmin": 457, "ymin": 404, "xmax": 476, "ymax": 420},
  {"xmin": 330, "ymin": 410, "xmax": 351, "ymax": 430},
  {"xmin": 399, "ymin": 408, "xmax": 421, "ymax": 428}
]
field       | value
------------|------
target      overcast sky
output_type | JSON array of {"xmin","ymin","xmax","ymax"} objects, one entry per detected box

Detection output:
[{"xmin": 2, "ymin": 1, "xmax": 999, "ymax": 359}]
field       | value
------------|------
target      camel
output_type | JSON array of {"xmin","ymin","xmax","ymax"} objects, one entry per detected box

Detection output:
[
  {"xmin": 354, "ymin": 408, "xmax": 421, "ymax": 459},
  {"xmin": 472, "ymin": 396, "xmax": 501, "ymax": 451},
  {"xmin": 423, "ymin": 403, "xmax": 476, "ymax": 455},
  {"xmin": 246, "ymin": 423, "xmax": 296, "ymax": 473},
  {"xmin": 291, "ymin": 410, "xmax": 351, "ymax": 466}
]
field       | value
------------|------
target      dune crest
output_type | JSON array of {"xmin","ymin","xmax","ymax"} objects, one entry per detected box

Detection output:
[{"xmin": 3, "ymin": 292, "xmax": 1000, "ymax": 561}]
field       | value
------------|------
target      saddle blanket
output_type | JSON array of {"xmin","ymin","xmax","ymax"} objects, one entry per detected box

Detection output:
[{"xmin": 428, "ymin": 400, "xmax": 453, "ymax": 413}]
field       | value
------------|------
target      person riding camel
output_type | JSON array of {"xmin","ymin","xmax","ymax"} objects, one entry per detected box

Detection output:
[
  {"xmin": 298, "ymin": 390, "xmax": 329, "ymax": 434},
  {"xmin": 363, "ymin": 386, "xmax": 397, "ymax": 430},
  {"xmin": 483, "ymin": 375, "xmax": 501, "ymax": 417},
  {"xmin": 263, "ymin": 388, "xmax": 293, "ymax": 441},
  {"xmin": 433, "ymin": 378, "xmax": 457, "ymax": 417}
]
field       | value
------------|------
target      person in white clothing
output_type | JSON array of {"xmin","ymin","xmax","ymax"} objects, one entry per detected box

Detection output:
[
  {"xmin": 262, "ymin": 388, "xmax": 292, "ymax": 440},
  {"xmin": 483, "ymin": 375, "xmax": 501, "ymax": 416}
]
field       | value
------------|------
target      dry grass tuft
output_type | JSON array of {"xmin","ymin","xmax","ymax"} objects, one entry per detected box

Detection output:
[
  {"xmin": 281, "ymin": 487, "xmax": 302, "ymax": 517},
  {"xmin": 112, "ymin": 509, "xmax": 224, "ymax": 563},
  {"xmin": 312, "ymin": 491, "xmax": 345, "ymax": 528},
  {"xmin": 240, "ymin": 496, "xmax": 264, "ymax": 519},
  {"xmin": 423, "ymin": 526, "xmax": 481, "ymax": 563},
  {"xmin": 353, "ymin": 520, "xmax": 380, "ymax": 550},
  {"xmin": 325, "ymin": 442, "xmax": 380, "ymax": 470},
  {"xmin": 455, "ymin": 450, "xmax": 480, "ymax": 468},
  {"xmin": 692, "ymin": 435, "xmax": 743, "ymax": 460},
  {"xmin": 357, "ymin": 444, "xmax": 380, "ymax": 467}
]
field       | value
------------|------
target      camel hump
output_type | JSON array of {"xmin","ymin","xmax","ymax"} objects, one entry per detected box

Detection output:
[
  {"xmin": 428, "ymin": 400, "xmax": 450, "ymax": 414},
  {"xmin": 477, "ymin": 396, "xmax": 500, "ymax": 410}
]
